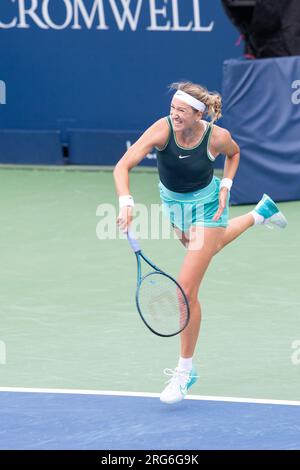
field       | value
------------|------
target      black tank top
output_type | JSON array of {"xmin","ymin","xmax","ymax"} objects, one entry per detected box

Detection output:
[{"xmin": 156, "ymin": 116, "xmax": 215, "ymax": 193}]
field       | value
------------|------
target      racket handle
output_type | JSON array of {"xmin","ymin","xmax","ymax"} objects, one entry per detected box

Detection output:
[{"xmin": 127, "ymin": 229, "xmax": 141, "ymax": 253}]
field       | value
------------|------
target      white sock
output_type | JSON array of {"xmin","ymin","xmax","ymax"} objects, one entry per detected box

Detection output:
[
  {"xmin": 250, "ymin": 210, "xmax": 264, "ymax": 225},
  {"xmin": 178, "ymin": 356, "xmax": 193, "ymax": 372}
]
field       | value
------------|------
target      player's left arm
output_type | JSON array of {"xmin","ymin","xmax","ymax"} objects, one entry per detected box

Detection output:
[
  {"xmin": 212, "ymin": 128, "xmax": 240, "ymax": 221},
  {"xmin": 216, "ymin": 128, "xmax": 240, "ymax": 181}
]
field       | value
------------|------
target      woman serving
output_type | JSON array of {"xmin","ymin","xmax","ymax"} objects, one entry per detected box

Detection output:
[{"xmin": 114, "ymin": 81, "xmax": 287, "ymax": 405}]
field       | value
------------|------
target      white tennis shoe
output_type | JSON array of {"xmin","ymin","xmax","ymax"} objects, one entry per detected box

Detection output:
[{"xmin": 160, "ymin": 367, "xmax": 198, "ymax": 404}]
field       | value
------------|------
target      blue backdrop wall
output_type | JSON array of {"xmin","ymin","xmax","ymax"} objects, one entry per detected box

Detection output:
[
  {"xmin": 0, "ymin": 0, "xmax": 241, "ymax": 165},
  {"xmin": 0, "ymin": 0, "xmax": 240, "ymax": 141}
]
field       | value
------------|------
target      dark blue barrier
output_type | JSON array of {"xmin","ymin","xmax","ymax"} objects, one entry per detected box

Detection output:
[
  {"xmin": 0, "ymin": 130, "xmax": 63, "ymax": 164},
  {"xmin": 68, "ymin": 128, "xmax": 157, "ymax": 166},
  {"xmin": 222, "ymin": 56, "xmax": 300, "ymax": 204}
]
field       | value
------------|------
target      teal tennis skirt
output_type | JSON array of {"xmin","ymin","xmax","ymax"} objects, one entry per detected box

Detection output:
[{"xmin": 159, "ymin": 176, "xmax": 229, "ymax": 232}]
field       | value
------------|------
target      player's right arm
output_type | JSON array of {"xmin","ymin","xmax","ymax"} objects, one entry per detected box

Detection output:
[
  {"xmin": 114, "ymin": 118, "xmax": 168, "ymax": 195},
  {"xmin": 113, "ymin": 118, "xmax": 169, "ymax": 232}
]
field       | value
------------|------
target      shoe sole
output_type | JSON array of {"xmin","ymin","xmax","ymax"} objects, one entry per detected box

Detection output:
[{"xmin": 264, "ymin": 211, "xmax": 288, "ymax": 229}]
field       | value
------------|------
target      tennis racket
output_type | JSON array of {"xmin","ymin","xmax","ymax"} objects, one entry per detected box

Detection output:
[{"xmin": 127, "ymin": 229, "xmax": 190, "ymax": 337}]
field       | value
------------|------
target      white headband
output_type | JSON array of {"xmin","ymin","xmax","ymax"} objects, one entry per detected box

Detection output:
[{"xmin": 173, "ymin": 90, "xmax": 206, "ymax": 112}]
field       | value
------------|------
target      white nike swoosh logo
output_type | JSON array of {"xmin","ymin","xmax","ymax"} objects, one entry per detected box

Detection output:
[
  {"xmin": 178, "ymin": 155, "xmax": 192, "ymax": 159},
  {"xmin": 180, "ymin": 385, "xmax": 187, "ymax": 395}
]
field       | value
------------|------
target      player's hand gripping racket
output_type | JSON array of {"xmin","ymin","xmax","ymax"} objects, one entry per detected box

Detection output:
[{"xmin": 127, "ymin": 230, "xmax": 190, "ymax": 337}]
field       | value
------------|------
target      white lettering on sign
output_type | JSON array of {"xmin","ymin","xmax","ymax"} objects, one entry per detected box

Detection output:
[{"xmin": 0, "ymin": 0, "xmax": 214, "ymax": 32}]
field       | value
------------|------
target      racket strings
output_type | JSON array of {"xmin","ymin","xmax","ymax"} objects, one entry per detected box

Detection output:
[{"xmin": 138, "ymin": 273, "xmax": 189, "ymax": 336}]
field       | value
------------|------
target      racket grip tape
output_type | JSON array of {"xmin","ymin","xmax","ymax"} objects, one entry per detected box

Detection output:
[{"xmin": 127, "ymin": 230, "xmax": 141, "ymax": 253}]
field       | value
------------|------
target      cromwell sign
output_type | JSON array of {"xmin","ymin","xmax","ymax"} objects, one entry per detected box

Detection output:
[{"xmin": 0, "ymin": 0, "xmax": 214, "ymax": 31}]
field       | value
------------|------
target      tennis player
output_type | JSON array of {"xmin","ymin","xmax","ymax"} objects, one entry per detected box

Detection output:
[{"xmin": 114, "ymin": 81, "xmax": 287, "ymax": 404}]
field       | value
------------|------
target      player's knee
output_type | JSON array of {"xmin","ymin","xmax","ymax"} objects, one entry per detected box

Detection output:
[{"xmin": 177, "ymin": 281, "xmax": 198, "ymax": 304}]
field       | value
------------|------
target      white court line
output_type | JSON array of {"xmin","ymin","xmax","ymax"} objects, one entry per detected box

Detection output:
[{"xmin": 0, "ymin": 387, "xmax": 300, "ymax": 406}]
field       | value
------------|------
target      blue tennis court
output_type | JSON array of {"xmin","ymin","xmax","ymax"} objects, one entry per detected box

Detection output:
[{"xmin": 1, "ymin": 389, "xmax": 300, "ymax": 450}]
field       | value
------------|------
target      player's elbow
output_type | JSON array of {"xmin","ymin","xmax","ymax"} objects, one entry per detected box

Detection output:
[
  {"xmin": 113, "ymin": 159, "xmax": 128, "ymax": 180},
  {"xmin": 235, "ymin": 147, "xmax": 240, "ymax": 164},
  {"xmin": 227, "ymin": 142, "xmax": 240, "ymax": 160},
  {"xmin": 231, "ymin": 137, "xmax": 240, "ymax": 156}
]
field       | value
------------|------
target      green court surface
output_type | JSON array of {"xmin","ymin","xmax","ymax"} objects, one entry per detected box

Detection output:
[{"xmin": 0, "ymin": 167, "xmax": 299, "ymax": 400}]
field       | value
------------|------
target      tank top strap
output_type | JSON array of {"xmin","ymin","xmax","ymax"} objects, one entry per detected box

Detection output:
[
  {"xmin": 203, "ymin": 121, "xmax": 215, "ymax": 162},
  {"xmin": 166, "ymin": 115, "xmax": 172, "ymax": 128},
  {"xmin": 202, "ymin": 120, "xmax": 213, "ymax": 139}
]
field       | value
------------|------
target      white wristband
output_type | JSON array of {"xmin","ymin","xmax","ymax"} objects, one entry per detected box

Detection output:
[
  {"xmin": 220, "ymin": 178, "xmax": 233, "ymax": 191},
  {"xmin": 119, "ymin": 195, "xmax": 134, "ymax": 208}
]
